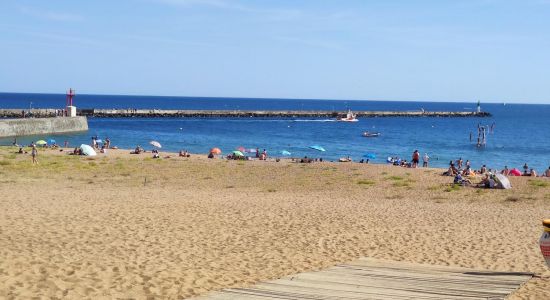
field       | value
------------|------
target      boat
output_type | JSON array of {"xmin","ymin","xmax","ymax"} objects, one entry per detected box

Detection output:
[
  {"xmin": 337, "ymin": 109, "xmax": 358, "ymax": 122},
  {"xmin": 362, "ymin": 131, "xmax": 380, "ymax": 137}
]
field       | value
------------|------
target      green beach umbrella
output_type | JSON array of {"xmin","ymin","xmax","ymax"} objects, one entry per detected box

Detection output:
[
  {"xmin": 35, "ymin": 140, "xmax": 47, "ymax": 145},
  {"xmin": 232, "ymin": 150, "xmax": 244, "ymax": 156}
]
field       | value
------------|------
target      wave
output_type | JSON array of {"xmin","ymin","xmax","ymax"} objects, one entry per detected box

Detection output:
[{"xmin": 292, "ymin": 119, "xmax": 336, "ymax": 122}]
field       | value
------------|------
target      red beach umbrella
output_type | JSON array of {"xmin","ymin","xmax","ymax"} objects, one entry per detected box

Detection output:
[
  {"xmin": 210, "ymin": 147, "xmax": 222, "ymax": 155},
  {"xmin": 509, "ymin": 168, "xmax": 522, "ymax": 176},
  {"xmin": 236, "ymin": 146, "xmax": 246, "ymax": 152}
]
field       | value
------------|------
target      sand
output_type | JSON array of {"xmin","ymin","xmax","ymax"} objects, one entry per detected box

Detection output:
[{"xmin": 0, "ymin": 146, "xmax": 549, "ymax": 299}]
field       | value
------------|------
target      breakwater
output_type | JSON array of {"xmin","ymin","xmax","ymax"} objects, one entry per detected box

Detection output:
[
  {"xmin": 0, "ymin": 117, "xmax": 89, "ymax": 138},
  {"xmin": 82, "ymin": 109, "xmax": 491, "ymax": 118},
  {"xmin": 0, "ymin": 108, "xmax": 491, "ymax": 118}
]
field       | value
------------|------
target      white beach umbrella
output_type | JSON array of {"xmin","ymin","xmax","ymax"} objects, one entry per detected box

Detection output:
[
  {"xmin": 80, "ymin": 144, "xmax": 97, "ymax": 156},
  {"xmin": 150, "ymin": 141, "xmax": 162, "ymax": 148},
  {"xmin": 495, "ymin": 173, "xmax": 512, "ymax": 189}
]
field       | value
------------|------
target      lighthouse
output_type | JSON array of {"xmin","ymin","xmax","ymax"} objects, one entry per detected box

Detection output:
[{"xmin": 66, "ymin": 88, "xmax": 77, "ymax": 117}]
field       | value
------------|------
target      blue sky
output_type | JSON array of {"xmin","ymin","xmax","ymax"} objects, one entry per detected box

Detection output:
[{"xmin": 1, "ymin": 0, "xmax": 549, "ymax": 103}]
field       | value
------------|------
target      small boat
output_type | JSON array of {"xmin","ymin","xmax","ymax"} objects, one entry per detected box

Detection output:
[
  {"xmin": 337, "ymin": 109, "xmax": 358, "ymax": 122},
  {"xmin": 362, "ymin": 131, "xmax": 380, "ymax": 137}
]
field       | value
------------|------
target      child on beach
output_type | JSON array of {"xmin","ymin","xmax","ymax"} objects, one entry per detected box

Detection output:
[{"xmin": 31, "ymin": 144, "xmax": 38, "ymax": 164}]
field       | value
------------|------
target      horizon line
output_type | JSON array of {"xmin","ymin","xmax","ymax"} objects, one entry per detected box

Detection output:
[{"xmin": 0, "ymin": 91, "xmax": 548, "ymax": 106}]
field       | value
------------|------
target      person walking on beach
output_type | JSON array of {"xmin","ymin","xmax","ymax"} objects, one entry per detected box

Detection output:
[
  {"xmin": 411, "ymin": 150, "xmax": 420, "ymax": 168},
  {"xmin": 31, "ymin": 144, "xmax": 38, "ymax": 165},
  {"xmin": 422, "ymin": 153, "xmax": 429, "ymax": 167}
]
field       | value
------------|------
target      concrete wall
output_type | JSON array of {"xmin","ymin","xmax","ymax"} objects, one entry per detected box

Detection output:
[{"xmin": 0, "ymin": 117, "xmax": 88, "ymax": 138}]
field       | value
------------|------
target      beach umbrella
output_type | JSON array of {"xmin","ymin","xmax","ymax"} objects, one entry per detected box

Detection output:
[
  {"xmin": 232, "ymin": 150, "xmax": 244, "ymax": 157},
  {"xmin": 150, "ymin": 141, "xmax": 162, "ymax": 148},
  {"xmin": 80, "ymin": 144, "xmax": 97, "ymax": 156},
  {"xmin": 48, "ymin": 139, "xmax": 56, "ymax": 144},
  {"xmin": 281, "ymin": 150, "xmax": 291, "ymax": 156},
  {"xmin": 363, "ymin": 153, "xmax": 376, "ymax": 159},
  {"xmin": 509, "ymin": 168, "xmax": 522, "ymax": 176},
  {"xmin": 210, "ymin": 147, "xmax": 222, "ymax": 155},
  {"xmin": 35, "ymin": 140, "xmax": 47, "ymax": 145},
  {"xmin": 495, "ymin": 173, "xmax": 512, "ymax": 189},
  {"xmin": 236, "ymin": 146, "xmax": 246, "ymax": 152},
  {"xmin": 309, "ymin": 145, "xmax": 326, "ymax": 152}
]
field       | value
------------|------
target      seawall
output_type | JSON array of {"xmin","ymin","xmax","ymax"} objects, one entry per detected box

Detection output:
[
  {"xmin": 0, "ymin": 117, "xmax": 89, "ymax": 138},
  {"xmin": 80, "ymin": 109, "xmax": 491, "ymax": 118},
  {"xmin": 0, "ymin": 108, "xmax": 492, "ymax": 118}
]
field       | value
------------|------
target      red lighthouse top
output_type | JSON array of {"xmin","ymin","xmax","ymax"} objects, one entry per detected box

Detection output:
[{"xmin": 66, "ymin": 88, "xmax": 75, "ymax": 107}]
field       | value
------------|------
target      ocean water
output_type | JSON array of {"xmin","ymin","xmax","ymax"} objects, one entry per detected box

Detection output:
[{"xmin": 1, "ymin": 92, "xmax": 549, "ymax": 172}]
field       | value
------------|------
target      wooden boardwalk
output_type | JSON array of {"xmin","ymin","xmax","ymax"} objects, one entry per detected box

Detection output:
[{"xmin": 198, "ymin": 258, "xmax": 532, "ymax": 300}]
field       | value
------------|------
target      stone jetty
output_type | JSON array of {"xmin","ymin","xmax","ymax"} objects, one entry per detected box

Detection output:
[{"xmin": 0, "ymin": 108, "xmax": 491, "ymax": 118}]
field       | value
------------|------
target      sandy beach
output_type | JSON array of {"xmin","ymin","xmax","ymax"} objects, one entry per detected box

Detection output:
[{"xmin": 0, "ymin": 146, "xmax": 549, "ymax": 299}]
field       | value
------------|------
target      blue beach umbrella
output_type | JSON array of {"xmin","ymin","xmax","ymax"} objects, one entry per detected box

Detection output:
[
  {"xmin": 281, "ymin": 150, "xmax": 291, "ymax": 156},
  {"xmin": 363, "ymin": 153, "xmax": 376, "ymax": 159},
  {"xmin": 309, "ymin": 145, "xmax": 326, "ymax": 152}
]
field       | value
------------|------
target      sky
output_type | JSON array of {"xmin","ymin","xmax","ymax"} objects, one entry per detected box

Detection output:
[{"xmin": 1, "ymin": 0, "xmax": 549, "ymax": 103}]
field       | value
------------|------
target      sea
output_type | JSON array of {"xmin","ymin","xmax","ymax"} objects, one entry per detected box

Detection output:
[{"xmin": 1, "ymin": 92, "xmax": 549, "ymax": 172}]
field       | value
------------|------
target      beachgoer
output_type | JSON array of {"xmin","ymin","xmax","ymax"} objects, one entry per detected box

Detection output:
[
  {"xmin": 208, "ymin": 152, "xmax": 214, "ymax": 159},
  {"xmin": 255, "ymin": 148, "xmax": 260, "ymax": 158},
  {"xmin": 31, "ymin": 144, "xmax": 38, "ymax": 164},
  {"xmin": 412, "ymin": 150, "xmax": 420, "ymax": 168},
  {"xmin": 523, "ymin": 163, "xmax": 529, "ymax": 175},
  {"xmin": 466, "ymin": 160, "xmax": 471, "ymax": 168},
  {"xmin": 501, "ymin": 166, "xmax": 509, "ymax": 176},
  {"xmin": 544, "ymin": 166, "xmax": 550, "ymax": 177},
  {"xmin": 480, "ymin": 165, "xmax": 487, "ymax": 174},
  {"xmin": 530, "ymin": 169, "xmax": 537, "ymax": 177},
  {"xmin": 18, "ymin": 147, "xmax": 23, "ymax": 154},
  {"xmin": 423, "ymin": 153, "xmax": 429, "ymax": 167},
  {"xmin": 457, "ymin": 158, "xmax": 463, "ymax": 169}
]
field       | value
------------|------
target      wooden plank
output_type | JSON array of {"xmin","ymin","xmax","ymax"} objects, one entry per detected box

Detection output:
[{"xmin": 196, "ymin": 258, "xmax": 533, "ymax": 300}]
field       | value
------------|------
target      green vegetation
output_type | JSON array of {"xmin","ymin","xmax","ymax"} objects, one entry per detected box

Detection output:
[
  {"xmin": 444, "ymin": 184, "xmax": 461, "ymax": 192},
  {"xmin": 0, "ymin": 160, "xmax": 11, "ymax": 166},
  {"xmin": 357, "ymin": 179, "xmax": 375, "ymax": 186},
  {"xmin": 529, "ymin": 179, "xmax": 549, "ymax": 188}
]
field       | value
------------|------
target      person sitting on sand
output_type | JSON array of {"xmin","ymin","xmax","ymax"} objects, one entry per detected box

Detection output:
[
  {"xmin": 454, "ymin": 173, "xmax": 471, "ymax": 186},
  {"xmin": 530, "ymin": 169, "xmax": 537, "ymax": 177},
  {"xmin": 17, "ymin": 147, "xmax": 24, "ymax": 154},
  {"xmin": 179, "ymin": 150, "xmax": 185, "ymax": 157},
  {"xmin": 462, "ymin": 165, "xmax": 473, "ymax": 176},
  {"xmin": 545, "ymin": 166, "xmax": 550, "ymax": 177},
  {"xmin": 208, "ymin": 152, "xmax": 214, "ymax": 159},
  {"xmin": 479, "ymin": 173, "xmax": 496, "ymax": 188}
]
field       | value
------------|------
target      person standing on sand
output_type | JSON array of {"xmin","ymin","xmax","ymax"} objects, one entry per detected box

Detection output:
[
  {"xmin": 31, "ymin": 144, "xmax": 38, "ymax": 165},
  {"xmin": 423, "ymin": 153, "xmax": 429, "ymax": 167},
  {"xmin": 411, "ymin": 150, "xmax": 420, "ymax": 168}
]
